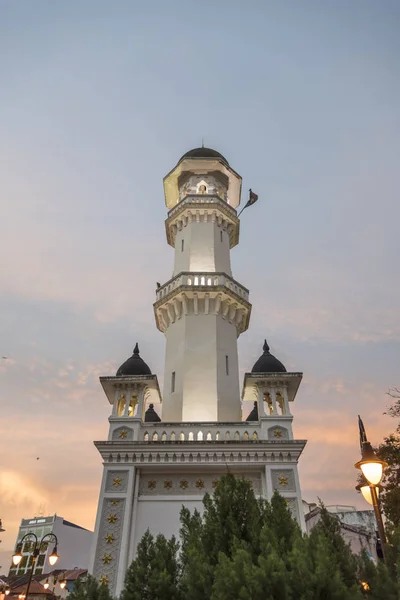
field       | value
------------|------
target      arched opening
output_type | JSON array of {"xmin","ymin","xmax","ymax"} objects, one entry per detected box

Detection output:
[
  {"xmin": 253, "ymin": 431, "xmax": 258, "ymax": 440},
  {"xmin": 128, "ymin": 395, "xmax": 138, "ymax": 417},
  {"xmin": 263, "ymin": 392, "xmax": 274, "ymax": 415},
  {"xmin": 144, "ymin": 431, "xmax": 149, "ymax": 441},
  {"xmin": 188, "ymin": 431, "xmax": 194, "ymax": 441},
  {"xmin": 180, "ymin": 432, "xmax": 185, "ymax": 441},
  {"xmin": 225, "ymin": 431, "xmax": 230, "ymax": 441},
  {"xmin": 243, "ymin": 431, "xmax": 249, "ymax": 440},
  {"xmin": 197, "ymin": 431, "xmax": 203, "ymax": 441},
  {"xmin": 116, "ymin": 394, "xmax": 126, "ymax": 417},
  {"xmin": 161, "ymin": 432, "xmax": 167, "ymax": 441},
  {"xmin": 194, "ymin": 276, "xmax": 199, "ymax": 285},
  {"xmin": 234, "ymin": 431, "xmax": 240, "ymax": 441},
  {"xmin": 170, "ymin": 431, "xmax": 176, "ymax": 441},
  {"xmin": 206, "ymin": 431, "xmax": 212, "ymax": 441},
  {"xmin": 276, "ymin": 392, "xmax": 285, "ymax": 415},
  {"xmin": 207, "ymin": 277, "xmax": 212, "ymax": 285},
  {"xmin": 216, "ymin": 431, "xmax": 221, "ymax": 441},
  {"xmin": 152, "ymin": 432, "xmax": 158, "ymax": 441}
]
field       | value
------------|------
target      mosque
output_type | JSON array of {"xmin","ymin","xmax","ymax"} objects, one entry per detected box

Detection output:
[{"xmin": 88, "ymin": 147, "xmax": 307, "ymax": 595}]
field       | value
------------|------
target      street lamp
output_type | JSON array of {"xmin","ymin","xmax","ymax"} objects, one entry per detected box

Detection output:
[
  {"xmin": 355, "ymin": 475, "xmax": 380, "ymax": 506},
  {"xmin": 11, "ymin": 533, "xmax": 59, "ymax": 599},
  {"xmin": 354, "ymin": 416, "xmax": 388, "ymax": 561}
]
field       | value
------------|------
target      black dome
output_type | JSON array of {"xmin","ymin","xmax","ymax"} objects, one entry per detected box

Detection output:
[
  {"xmin": 251, "ymin": 340, "xmax": 287, "ymax": 373},
  {"xmin": 144, "ymin": 403, "xmax": 161, "ymax": 422},
  {"xmin": 116, "ymin": 343, "xmax": 152, "ymax": 376},
  {"xmin": 245, "ymin": 401, "xmax": 259, "ymax": 422},
  {"xmin": 179, "ymin": 147, "xmax": 229, "ymax": 167}
]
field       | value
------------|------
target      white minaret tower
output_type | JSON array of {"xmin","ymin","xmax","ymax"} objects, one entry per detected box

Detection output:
[
  {"xmin": 155, "ymin": 147, "xmax": 251, "ymax": 422},
  {"xmin": 89, "ymin": 147, "xmax": 307, "ymax": 597}
]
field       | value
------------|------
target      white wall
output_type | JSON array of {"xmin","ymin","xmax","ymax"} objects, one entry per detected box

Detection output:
[
  {"xmin": 52, "ymin": 520, "xmax": 93, "ymax": 571},
  {"xmin": 173, "ymin": 221, "xmax": 231, "ymax": 276},
  {"xmin": 132, "ymin": 498, "xmax": 204, "ymax": 555}
]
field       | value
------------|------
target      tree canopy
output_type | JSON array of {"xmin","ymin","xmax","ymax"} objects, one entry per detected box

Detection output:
[{"xmin": 121, "ymin": 474, "xmax": 400, "ymax": 600}]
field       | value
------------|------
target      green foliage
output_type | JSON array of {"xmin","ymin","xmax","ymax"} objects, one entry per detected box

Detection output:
[
  {"xmin": 121, "ymin": 474, "xmax": 400, "ymax": 600},
  {"xmin": 68, "ymin": 575, "xmax": 112, "ymax": 600},
  {"xmin": 376, "ymin": 432, "xmax": 400, "ymax": 527},
  {"xmin": 121, "ymin": 530, "xmax": 181, "ymax": 600}
]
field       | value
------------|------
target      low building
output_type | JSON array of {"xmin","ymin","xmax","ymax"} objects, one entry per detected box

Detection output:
[
  {"xmin": 8, "ymin": 516, "xmax": 93, "ymax": 579},
  {"xmin": 305, "ymin": 506, "xmax": 378, "ymax": 562}
]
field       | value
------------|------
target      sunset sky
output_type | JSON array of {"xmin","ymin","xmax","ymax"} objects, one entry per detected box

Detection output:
[{"xmin": 1, "ymin": 0, "xmax": 399, "ymax": 571}]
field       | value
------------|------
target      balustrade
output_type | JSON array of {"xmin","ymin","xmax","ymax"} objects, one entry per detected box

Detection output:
[{"xmin": 139, "ymin": 423, "xmax": 260, "ymax": 442}]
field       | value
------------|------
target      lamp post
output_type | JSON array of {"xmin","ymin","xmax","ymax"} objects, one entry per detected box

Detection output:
[
  {"xmin": 354, "ymin": 415, "xmax": 388, "ymax": 561},
  {"xmin": 12, "ymin": 533, "xmax": 59, "ymax": 599}
]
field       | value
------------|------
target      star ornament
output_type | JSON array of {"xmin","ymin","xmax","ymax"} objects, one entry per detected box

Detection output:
[
  {"xmin": 105, "ymin": 534, "xmax": 115, "ymax": 544},
  {"xmin": 102, "ymin": 553, "xmax": 112, "ymax": 565},
  {"xmin": 119, "ymin": 430, "xmax": 128, "ymax": 439},
  {"xmin": 111, "ymin": 500, "xmax": 120, "ymax": 506},
  {"xmin": 180, "ymin": 480, "xmax": 188, "ymax": 489},
  {"xmin": 196, "ymin": 479, "xmax": 205, "ymax": 489},
  {"xmin": 164, "ymin": 480, "xmax": 172, "ymax": 489},
  {"xmin": 279, "ymin": 476, "xmax": 289, "ymax": 487},
  {"xmin": 113, "ymin": 477, "xmax": 122, "ymax": 487},
  {"xmin": 148, "ymin": 480, "xmax": 156, "ymax": 489},
  {"xmin": 99, "ymin": 576, "xmax": 109, "ymax": 586},
  {"xmin": 273, "ymin": 429, "xmax": 282, "ymax": 438},
  {"xmin": 107, "ymin": 514, "xmax": 117, "ymax": 523}
]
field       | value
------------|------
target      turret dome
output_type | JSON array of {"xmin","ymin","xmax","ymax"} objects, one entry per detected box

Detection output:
[
  {"xmin": 116, "ymin": 343, "xmax": 152, "ymax": 376},
  {"xmin": 178, "ymin": 147, "xmax": 229, "ymax": 167},
  {"xmin": 251, "ymin": 340, "xmax": 286, "ymax": 373}
]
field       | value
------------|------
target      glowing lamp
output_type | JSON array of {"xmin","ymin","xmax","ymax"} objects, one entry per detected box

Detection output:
[
  {"xmin": 354, "ymin": 442, "xmax": 388, "ymax": 486},
  {"xmin": 43, "ymin": 580, "xmax": 49, "ymax": 590},
  {"xmin": 59, "ymin": 579, "xmax": 67, "ymax": 590},
  {"xmin": 12, "ymin": 545, "xmax": 23, "ymax": 566},
  {"xmin": 5, "ymin": 587, "xmax": 10, "ymax": 596},
  {"xmin": 48, "ymin": 545, "xmax": 59, "ymax": 566}
]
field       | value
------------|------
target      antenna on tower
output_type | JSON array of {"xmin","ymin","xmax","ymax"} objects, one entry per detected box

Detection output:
[{"xmin": 201, "ymin": 138, "xmax": 204, "ymax": 148}]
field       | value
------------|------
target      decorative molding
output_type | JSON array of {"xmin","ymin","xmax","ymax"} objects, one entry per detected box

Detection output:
[
  {"xmin": 92, "ymin": 498, "xmax": 125, "ymax": 594},
  {"xmin": 112, "ymin": 427, "xmax": 134, "ymax": 441},
  {"xmin": 105, "ymin": 470, "xmax": 129, "ymax": 493},
  {"xmin": 139, "ymin": 473, "xmax": 262, "ymax": 496},
  {"xmin": 271, "ymin": 469, "xmax": 296, "ymax": 492},
  {"xmin": 267, "ymin": 426, "xmax": 289, "ymax": 441}
]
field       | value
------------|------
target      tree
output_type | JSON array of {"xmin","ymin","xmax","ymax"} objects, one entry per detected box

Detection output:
[
  {"xmin": 121, "ymin": 474, "xmax": 400, "ymax": 600},
  {"xmin": 68, "ymin": 574, "xmax": 112, "ymax": 600},
  {"xmin": 375, "ymin": 389, "xmax": 400, "ymax": 526},
  {"xmin": 120, "ymin": 530, "xmax": 181, "ymax": 600}
]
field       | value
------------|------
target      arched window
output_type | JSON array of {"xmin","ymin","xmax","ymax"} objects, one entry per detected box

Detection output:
[
  {"xmin": 188, "ymin": 432, "xmax": 194, "ymax": 441},
  {"xmin": 128, "ymin": 395, "xmax": 138, "ymax": 417},
  {"xmin": 180, "ymin": 432, "xmax": 185, "ymax": 441},
  {"xmin": 170, "ymin": 431, "xmax": 176, "ymax": 441},
  {"xmin": 253, "ymin": 431, "xmax": 258, "ymax": 440},
  {"xmin": 200, "ymin": 276, "xmax": 205, "ymax": 285},
  {"xmin": 243, "ymin": 431, "xmax": 249, "ymax": 440},
  {"xmin": 152, "ymin": 432, "xmax": 158, "ymax": 441},
  {"xmin": 197, "ymin": 431, "xmax": 203, "ymax": 441},
  {"xmin": 206, "ymin": 431, "xmax": 212, "ymax": 441},
  {"xmin": 234, "ymin": 431, "xmax": 240, "ymax": 441},
  {"xmin": 263, "ymin": 392, "xmax": 274, "ymax": 415},
  {"xmin": 225, "ymin": 431, "xmax": 230, "ymax": 441},
  {"xmin": 216, "ymin": 431, "xmax": 221, "ymax": 441},
  {"xmin": 276, "ymin": 392, "xmax": 285, "ymax": 415},
  {"xmin": 116, "ymin": 394, "xmax": 126, "ymax": 417},
  {"xmin": 144, "ymin": 432, "xmax": 149, "ymax": 441},
  {"xmin": 161, "ymin": 432, "xmax": 167, "ymax": 441}
]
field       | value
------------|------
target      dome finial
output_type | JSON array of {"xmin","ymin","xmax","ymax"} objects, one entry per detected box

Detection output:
[
  {"xmin": 263, "ymin": 339, "xmax": 270, "ymax": 354},
  {"xmin": 133, "ymin": 343, "xmax": 139, "ymax": 355}
]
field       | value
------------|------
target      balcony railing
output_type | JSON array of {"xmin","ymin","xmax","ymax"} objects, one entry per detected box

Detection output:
[{"xmin": 156, "ymin": 272, "xmax": 249, "ymax": 302}]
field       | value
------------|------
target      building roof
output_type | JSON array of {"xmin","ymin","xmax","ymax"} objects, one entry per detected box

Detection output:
[
  {"xmin": 64, "ymin": 569, "xmax": 87, "ymax": 581},
  {"xmin": 178, "ymin": 147, "xmax": 229, "ymax": 167},
  {"xmin": 245, "ymin": 401, "xmax": 259, "ymax": 421},
  {"xmin": 144, "ymin": 403, "xmax": 161, "ymax": 422},
  {"xmin": 10, "ymin": 581, "xmax": 55, "ymax": 596},
  {"xmin": 251, "ymin": 340, "xmax": 287, "ymax": 373},
  {"xmin": 116, "ymin": 343, "xmax": 152, "ymax": 377}
]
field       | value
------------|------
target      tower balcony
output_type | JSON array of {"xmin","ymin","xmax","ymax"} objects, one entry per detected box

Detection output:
[
  {"xmin": 154, "ymin": 271, "xmax": 251, "ymax": 335},
  {"xmin": 165, "ymin": 195, "xmax": 240, "ymax": 248}
]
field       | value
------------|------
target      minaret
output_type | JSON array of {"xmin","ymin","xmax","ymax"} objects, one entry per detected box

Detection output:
[
  {"xmin": 154, "ymin": 147, "xmax": 251, "ymax": 422},
  {"xmin": 89, "ymin": 147, "xmax": 307, "ymax": 597}
]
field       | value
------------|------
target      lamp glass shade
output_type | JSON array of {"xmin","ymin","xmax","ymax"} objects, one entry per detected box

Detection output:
[
  {"xmin": 12, "ymin": 552, "xmax": 23, "ymax": 566},
  {"xmin": 48, "ymin": 546, "xmax": 59, "ymax": 566},
  {"xmin": 360, "ymin": 485, "xmax": 374, "ymax": 505},
  {"xmin": 60, "ymin": 581, "xmax": 67, "ymax": 590},
  {"xmin": 43, "ymin": 581, "xmax": 49, "ymax": 590},
  {"xmin": 5, "ymin": 589, "xmax": 10, "ymax": 596},
  {"xmin": 361, "ymin": 462, "xmax": 383, "ymax": 486}
]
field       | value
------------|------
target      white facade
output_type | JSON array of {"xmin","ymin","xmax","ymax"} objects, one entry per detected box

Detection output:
[
  {"xmin": 8, "ymin": 516, "xmax": 93, "ymax": 578},
  {"xmin": 89, "ymin": 148, "xmax": 307, "ymax": 596}
]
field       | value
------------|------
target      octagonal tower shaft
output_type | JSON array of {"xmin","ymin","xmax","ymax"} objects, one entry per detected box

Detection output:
[{"xmin": 155, "ymin": 156, "xmax": 251, "ymax": 422}]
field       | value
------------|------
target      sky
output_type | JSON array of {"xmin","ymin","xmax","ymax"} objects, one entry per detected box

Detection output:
[{"xmin": 1, "ymin": 0, "xmax": 399, "ymax": 572}]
